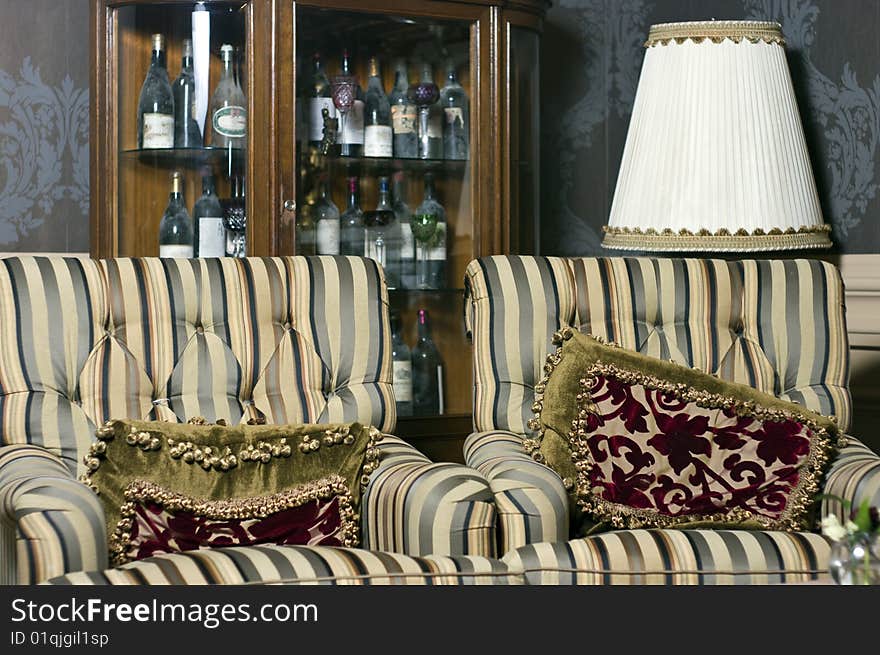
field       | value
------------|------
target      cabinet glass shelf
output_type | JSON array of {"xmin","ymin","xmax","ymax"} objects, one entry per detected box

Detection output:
[
  {"xmin": 323, "ymin": 155, "xmax": 468, "ymax": 176},
  {"xmin": 120, "ymin": 147, "xmax": 245, "ymax": 168}
]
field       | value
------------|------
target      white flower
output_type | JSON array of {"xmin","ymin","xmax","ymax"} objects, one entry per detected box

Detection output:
[
  {"xmin": 821, "ymin": 514, "xmax": 848, "ymax": 541},
  {"xmin": 844, "ymin": 520, "xmax": 860, "ymax": 535}
]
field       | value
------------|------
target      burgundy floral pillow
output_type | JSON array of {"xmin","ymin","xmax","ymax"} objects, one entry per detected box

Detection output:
[
  {"xmin": 527, "ymin": 328, "xmax": 842, "ymax": 532},
  {"xmin": 112, "ymin": 477, "xmax": 357, "ymax": 564}
]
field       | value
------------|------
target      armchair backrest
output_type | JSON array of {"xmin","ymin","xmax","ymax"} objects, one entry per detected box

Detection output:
[
  {"xmin": 465, "ymin": 256, "xmax": 851, "ymax": 435},
  {"xmin": 0, "ymin": 256, "xmax": 394, "ymax": 475}
]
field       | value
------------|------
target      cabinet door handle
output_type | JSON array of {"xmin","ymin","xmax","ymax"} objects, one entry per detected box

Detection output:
[{"xmin": 283, "ymin": 200, "xmax": 296, "ymax": 212}]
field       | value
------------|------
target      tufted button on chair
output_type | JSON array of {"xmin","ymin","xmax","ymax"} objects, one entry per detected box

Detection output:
[
  {"xmin": 464, "ymin": 255, "xmax": 880, "ymax": 584},
  {"xmin": 0, "ymin": 256, "xmax": 500, "ymax": 584}
]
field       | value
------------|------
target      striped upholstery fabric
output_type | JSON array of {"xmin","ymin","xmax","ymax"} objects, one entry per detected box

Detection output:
[
  {"xmin": 465, "ymin": 256, "xmax": 879, "ymax": 573},
  {"xmin": 0, "ymin": 255, "xmax": 496, "ymax": 583},
  {"xmin": 501, "ymin": 529, "xmax": 831, "ymax": 585},
  {"xmin": 43, "ymin": 546, "xmax": 520, "ymax": 586},
  {"xmin": 0, "ymin": 445, "xmax": 107, "ymax": 585},
  {"xmin": 465, "ymin": 256, "xmax": 851, "ymax": 434}
]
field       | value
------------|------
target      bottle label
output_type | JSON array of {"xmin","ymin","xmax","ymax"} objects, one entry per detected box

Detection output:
[
  {"xmin": 391, "ymin": 105, "xmax": 417, "ymax": 134},
  {"xmin": 400, "ymin": 223, "xmax": 414, "ymax": 258},
  {"xmin": 316, "ymin": 220, "xmax": 340, "ymax": 255},
  {"xmin": 342, "ymin": 100, "xmax": 364, "ymax": 145},
  {"xmin": 159, "ymin": 245, "xmax": 193, "ymax": 258},
  {"xmin": 393, "ymin": 360, "xmax": 413, "ymax": 402},
  {"xmin": 143, "ymin": 113, "xmax": 174, "ymax": 148},
  {"xmin": 444, "ymin": 107, "xmax": 464, "ymax": 127},
  {"xmin": 198, "ymin": 217, "xmax": 226, "ymax": 257},
  {"xmin": 427, "ymin": 110, "xmax": 443, "ymax": 139},
  {"xmin": 364, "ymin": 125, "xmax": 393, "ymax": 157},
  {"xmin": 428, "ymin": 222, "xmax": 446, "ymax": 261},
  {"xmin": 309, "ymin": 97, "xmax": 336, "ymax": 142},
  {"xmin": 213, "ymin": 105, "xmax": 247, "ymax": 138}
]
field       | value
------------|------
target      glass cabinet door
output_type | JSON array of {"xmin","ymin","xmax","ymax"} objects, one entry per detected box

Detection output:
[
  {"xmin": 291, "ymin": 3, "xmax": 480, "ymax": 425},
  {"xmin": 107, "ymin": 1, "xmax": 253, "ymax": 257}
]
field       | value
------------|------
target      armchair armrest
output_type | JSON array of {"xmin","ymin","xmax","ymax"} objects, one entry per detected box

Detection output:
[
  {"xmin": 0, "ymin": 444, "xmax": 107, "ymax": 584},
  {"xmin": 820, "ymin": 434, "xmax": 880, "ymax": 522},
  {"xmin": 361, "ymin": 435, "xmax": 497, "ymax": 557},
  {"xmin": 464, "ymin": 430, "xmax": 569, "ymax": 554}
]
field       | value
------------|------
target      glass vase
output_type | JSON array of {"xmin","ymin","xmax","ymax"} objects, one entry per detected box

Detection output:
[{"xmin": 829, "ymin": 534, "xmax": 880, "ymax": 585}]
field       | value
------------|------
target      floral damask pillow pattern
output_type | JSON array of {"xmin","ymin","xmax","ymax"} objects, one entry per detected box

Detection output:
[
  {"xmin": 526, "ymin": 328, "xmax": 843, "ymax": 532},
  {"xmin": 81, "ymin": 419, "xmax": 383, "ymax": 564}
]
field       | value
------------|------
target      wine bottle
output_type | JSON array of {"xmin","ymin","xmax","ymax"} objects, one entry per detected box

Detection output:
[
  {"xmin": 338, "ymin": 50, "xmax": 364, "ymax": 157},
  {"xmin": 414, "ymin": 173, "xmax": 447, "ymax": 289},
  {"xmin": 373, "ymin": 176, "xmax": 400, "ymax": 288},
  {"xmin": 172, "ymin": 38, "xmax": 202, "ymax": 148},
  {"xmin": 411, "ymin": 309, "xmax": 443, "ymax": 416},
  {"xmin": 296, "ymin": 197, "xmax": 317, "ymax": 256},
  {"xmin": 192, "ymin": 174, "xmax": 225, "ymax": 257},
  {"xmin": 339, "ymin": 176, "xmax": 365, "ymax": 256},
  {"xmin": 307, "ymin": 53, "xmax": 335, "ymax": 147},
  {"xmin": 392, "ymin": 172, "xmax": 414, "ymax": 289},
  {"xmin": 389, "ymin": 59, "xmax": 418, "ymax": 158},
  {"xmin": 419, "ymin": 61, "xmax": 443, "ymax": 159},
  {"xmin": 363, "ymin": 57, "xmax": 392, "ymax": 158},
  {"xmin": 440, "ymin": 60, "xmax": 469, "ymax": 160},
  {"xmin": 390, "ymin": 310, "xmax": 413, "ymax": 417},
  {"xmin": 223, "ymin": 175, "xmax": 247, "ymax": 257},
  {"xmin": 207, "ymin": 44, "xmax": 247, "ymax": 151},
  {"xmin": 158, "ymin": 171, "xmax": 193, "ymax": 258},
  {"xmin": 314, "ymin": 177, "xmax": 341, "ymax": 255},
  {"xmin": 137, "ymin": 34, "xmax": 174, "ymax": 149}
]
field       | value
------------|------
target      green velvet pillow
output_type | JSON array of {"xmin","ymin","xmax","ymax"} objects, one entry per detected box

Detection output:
[
  {"xmin": 80, "ymin": 419, "xmax": 382, "ymax": 564},
  {"xmin": 526, "ymin": 328, "xmax": 842, "ymax": 533}
]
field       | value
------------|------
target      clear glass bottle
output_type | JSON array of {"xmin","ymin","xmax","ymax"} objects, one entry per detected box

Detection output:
[
  {"xmin": 207, "ymin": 44, "xmax": 247, "ymax": 151},
  {"xmin": 413, "ymin": 173, "xmax": 447, "ymax": 289},
  {"xmin": 296, "ymin": 202, "xmax": 317, "ymax": 256},
  {"xmin": 419, "ymin": 61, "xmax": 443, "ymax": 159},
  {"xmin": 392, "ymin": 172, "xmax": 414, "ymax": 289},
  {"xmin": 137, "ymin": 33, "xmax": 174, "ymax": 149},
  {"xmin": 390, "ymin": 310, "xmax": 413, "ymax": 417},
  {"xmin": 363, "ymin": 57, "xmax": 392, "ymax": 158},
  {"xmin": 192, "ymin": 174, "xmax": 225, "ymax": 257},
  {"xmin": 338, "ymin": 50, "xmax": 364, "ymax": 158},
  {"xmin": 440, "ymin": 60, "xmax": 469, "ymax": 160},
  {"xmin": 307, "ymin": 52, "xmax": 335, "ymax": 147},
  {"xmin": 411, "ymin": 308, "xmax": 443, "ymax": 416},
  {"xmin": 389, "ymin": 59, "xmax": 418, "ymax": 159},
  {"xmin": 158, "ymin": 171, "xmax": 193, "ymax": 257},
  {"xmin": 365, "ymin": 176, "xmax": 397, "ymax": 284},
  {"xmin": 339, "ymin": 176, "xmax": 365, "ymax": 256},
  {"xmin": 172, "ymin": 38, "xmax": 202, "ymax": 148},
  {"xmin": 314, "ymin": 177, "xmax": 341, "ymax": 255},
  {"xmin": 223, "ymin": 175, "xmax": 247, "ymax": 257}
]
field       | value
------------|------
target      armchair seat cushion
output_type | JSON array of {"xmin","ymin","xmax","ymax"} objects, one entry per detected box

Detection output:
[
  {"xmin": 43, "ymin": 545, "xmax": 521, "ymax": 586},
  {"xmin": 501, "ymin": 529, "xmax": 831, "ymax": 585}
]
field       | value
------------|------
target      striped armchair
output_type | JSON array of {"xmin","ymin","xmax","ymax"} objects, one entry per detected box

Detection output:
[
  {"xmin": 464, "ymin": 255, "xmax": 880, "ymax": 584},
  {"xmin": 0, "ymin": 256, "xmax": 499, "ymax": 585}
]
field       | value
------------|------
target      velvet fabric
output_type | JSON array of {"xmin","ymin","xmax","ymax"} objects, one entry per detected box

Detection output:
[
  {"xmin": 82, "ymin": 420, "xmax": 378, "ymax": 563},
  {"xmin": 533, "ymin": 330, "xmax": 840, "ymax": 532}
]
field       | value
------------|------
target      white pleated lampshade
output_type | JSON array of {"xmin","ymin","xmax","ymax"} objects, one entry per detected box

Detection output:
[{"xmin": 603, "ymin": 21, "xmax": 832, "ymax": 251}]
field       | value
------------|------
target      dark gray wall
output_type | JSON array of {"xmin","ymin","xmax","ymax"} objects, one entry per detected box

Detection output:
[
  {"xmin": 541, "ymin": 0, "xmax": 880, "ymax": 256},
  {"xmin": 0, "ymin": 0, "xmax": 89, "ymax": 252}
]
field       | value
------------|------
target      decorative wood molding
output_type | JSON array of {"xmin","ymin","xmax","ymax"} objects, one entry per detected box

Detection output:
[{"xmin": 836, "ymin": 254, "xmax": 880, "ymax": 349}]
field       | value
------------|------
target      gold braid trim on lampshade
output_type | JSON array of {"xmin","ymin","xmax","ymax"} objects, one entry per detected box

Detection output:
[
  {"xmin": 646, "ymin": 20, "xmax": 785, "ymax": 47},
  {"xmin": 601, "ymin": 224, "xmax": 832, "ymax": 252}
]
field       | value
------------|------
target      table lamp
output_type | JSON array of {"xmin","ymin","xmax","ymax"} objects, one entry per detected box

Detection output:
[{"xmin": 602, "ymin": 20, "xmax": 832, "ymax": 251}]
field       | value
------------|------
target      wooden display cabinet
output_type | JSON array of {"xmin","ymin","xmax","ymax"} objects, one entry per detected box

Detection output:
[{"xmin": 91, "ymin": 0, "xmax": 547, "ymax": 462}]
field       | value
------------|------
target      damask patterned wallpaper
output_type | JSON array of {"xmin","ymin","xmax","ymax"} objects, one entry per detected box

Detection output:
[
  {"xmin": 541, "ymin": 0, "xmax": 880, "ymax": 255},
  {"xmin": 0, "ymin": 0, "xmax": 89, "ymax": 253},
  {"xmin": 0, "ymin": 1, "xmax": 875, "ymax": 255}
]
